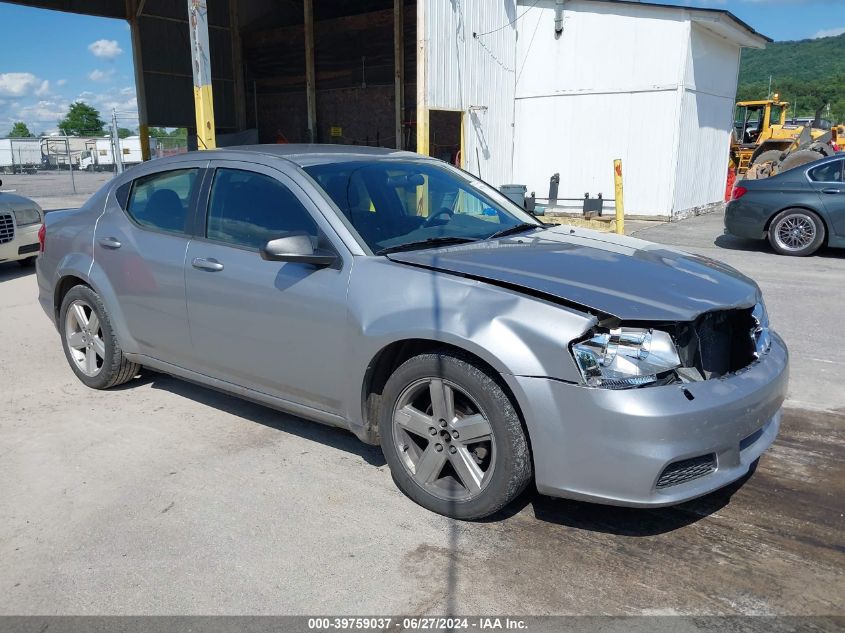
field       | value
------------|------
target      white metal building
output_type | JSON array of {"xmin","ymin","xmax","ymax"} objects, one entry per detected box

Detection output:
[{"xmin": 421, "ymin": 0, "xmax": 769, "ymax": 218}]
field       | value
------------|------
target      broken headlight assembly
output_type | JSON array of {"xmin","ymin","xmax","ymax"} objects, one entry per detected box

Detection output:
[
  {"xmin": 572, "ymin": 327, "xmax": 682, "ymax": 389},
  {"xmin": 751, "ymin": 301, "xmax": 771, "ymax": 358}
]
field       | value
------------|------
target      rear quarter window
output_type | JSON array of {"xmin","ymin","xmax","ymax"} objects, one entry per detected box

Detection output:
[{"xmin": 125, "ymin": 168, "xmax": 200, "ymax": 234}]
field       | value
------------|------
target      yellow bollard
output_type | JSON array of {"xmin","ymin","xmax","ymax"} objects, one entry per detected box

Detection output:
[{"xmin": 613, "ymin": 159, "xmax": 625, "ymax": 235}]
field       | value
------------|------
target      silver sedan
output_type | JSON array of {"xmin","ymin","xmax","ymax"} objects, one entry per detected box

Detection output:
[{"xmin": 36, "ymin": 145, "xmax": 788, "ymax": 519}]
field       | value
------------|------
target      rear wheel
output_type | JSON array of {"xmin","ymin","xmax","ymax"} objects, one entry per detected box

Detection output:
[
  {"xmin": 59, "ymin": 285, "xmax": 140, "ymax": 389},
  {"xmin": 779, "ymin": 149, "xmax": 823, "ymax": 173},
  {"xmin": 379, "ymin": 351, "xmax": 532, "ymax": 520},
  {"xmin": 768, "ymin": 208, "xmax": 825, "ymax": 256}
]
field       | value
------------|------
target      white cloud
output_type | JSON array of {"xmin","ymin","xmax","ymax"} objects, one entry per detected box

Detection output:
[
  {"xmin": 0, "ymin": 72, "xmax": 43, "ymax": 97},
  {"xmin": 88, "ymin": 39, "xmax": 123, "ymax": 59},
  {"xmin": 56, "ymin": 79, "xmax": 67, "ymax": 87},
  {"xmin": 813, "ymin": 26, "xmax": 845, "ymax": 39},
  {"xmin": 35, "ymin": 80, "xmax": 50, "ymax": 96},
  {"xmin": 88, "ymin": 69, "xmax": 114, "ymax": 82}
]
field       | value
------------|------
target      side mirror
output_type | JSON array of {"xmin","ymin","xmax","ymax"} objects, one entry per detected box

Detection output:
[
  {"xmin": 0, "ymin": 179, "xmax": 3, "ymax": 187},
  {"xmin": 260, "ymin": 234, "xmax": 338, "ymax": 267}
]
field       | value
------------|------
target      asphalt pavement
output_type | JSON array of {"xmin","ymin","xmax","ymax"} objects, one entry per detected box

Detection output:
[{"xmin": 0, "ymin": 206, "xmax": 842, "ymax": 617}]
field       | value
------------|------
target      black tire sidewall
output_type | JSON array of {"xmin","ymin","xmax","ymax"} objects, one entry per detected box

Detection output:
[
  {"xmin": 59, "ymin": 285, "xmax": 124, "ymax": 389},
  {"xmin": 768, "ymin": 208, "xmax": 825, "ymax": 256},
  {"xmin": 379, "ymin": 352, "xmax": 532, "ymax": 520}
]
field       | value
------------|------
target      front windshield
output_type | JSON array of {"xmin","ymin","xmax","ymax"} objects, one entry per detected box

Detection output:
[{"xmin": 304, "ymin": 159, "xmax": 541, "ymax": 254}]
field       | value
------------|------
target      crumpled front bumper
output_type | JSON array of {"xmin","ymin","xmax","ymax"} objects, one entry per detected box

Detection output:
[{"xmin": 505, "ymin": 333, "xmax": 789, "ymax": 507}]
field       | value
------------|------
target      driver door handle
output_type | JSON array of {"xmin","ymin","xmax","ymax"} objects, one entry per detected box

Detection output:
[
  {"xmin": 192, "ymin": 257, "xmax": 224, "ymax": 272},
  {"xmin": 98, "ymin": 237, "xmax": 122, "ymax": 249},
  {"xmin": 821, "ymin": 188, "xmax": 841, "ymax": 194}
]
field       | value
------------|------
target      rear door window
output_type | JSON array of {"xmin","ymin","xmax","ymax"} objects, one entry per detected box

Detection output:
[
  {"xmin": 808, "ymin": 161, "xmax": 844, "ymax": 183},
  {"xmin": 126, "ymin": 168, "xmax": 199, "ymax": 234}
]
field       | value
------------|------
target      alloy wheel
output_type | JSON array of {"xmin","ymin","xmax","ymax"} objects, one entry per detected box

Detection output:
[
  {"xmin": 65, "ymin": 299, "xmax": 105, "ymax": 377},
  {"xmin": 392, "ymin": 377, "xmax": 496, "ymax": 502},
  {"xmin": 773, "ymin": 213, "xmax": 816, "ymax": 252}
]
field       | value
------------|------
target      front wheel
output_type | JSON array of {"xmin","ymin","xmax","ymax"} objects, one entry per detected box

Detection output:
[
  {"xmin": 768, "ymin": 208, "xmax": 825, "ymax": 256},
  {"xmin": 59, "ymin": 285, "xmax": 140, "ymax": 389},
  {"xmin": 379, "ymin": 351, "xmax": 532, "ymax": 520}
]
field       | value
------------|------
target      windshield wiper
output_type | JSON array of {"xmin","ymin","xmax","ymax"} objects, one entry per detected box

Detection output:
[
  {"xmin": 376, "ymin": 236, "xmax": 478, "ymax": 255},
  {"xmin": 486, "ymin": 223, "xmax": 541, "ymax": 240}
]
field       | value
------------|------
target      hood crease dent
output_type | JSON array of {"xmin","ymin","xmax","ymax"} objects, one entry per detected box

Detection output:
[{"xmin": 386, "ymin": 226, "xmax": 759, "ymax": 323}]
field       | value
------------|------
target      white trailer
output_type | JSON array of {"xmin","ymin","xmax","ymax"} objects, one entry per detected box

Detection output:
[
  {"xmin": 0, "ymin": 138, "xmax": 42, "ymax": 174},
  {"xmin": 79, "ymin": 136, "xmax": 153, "ymax": 171}
]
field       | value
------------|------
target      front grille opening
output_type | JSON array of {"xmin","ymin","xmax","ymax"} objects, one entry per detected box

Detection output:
[
  {"xmin": 674, "ymin": 308, "xmax": 757, "ymax": 378},
  {"xmin": 656, "ymin": 453, "xmax": 716, "ymax": 489},
  {"xmin": 0, "ymin": 213, "xmax": 14, "ymax": 244}
]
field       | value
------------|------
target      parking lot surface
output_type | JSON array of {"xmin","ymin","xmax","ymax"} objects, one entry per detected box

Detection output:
[{"xmin": 0, "ymin": 208, "xmax": 842, "ymax": 616}]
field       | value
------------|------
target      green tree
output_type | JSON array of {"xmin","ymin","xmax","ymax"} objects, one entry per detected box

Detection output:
[
  {"xmin": 147, "ymin": 127, "xmax": 168, "ymax": 138},
  {"xmin": 7, "ymin": 121, "xmax": 34, "ymax": 138},
  {"xmin": 58, "ymin": 101, "xmax": 106, "ymax": 136},
  {"xmin": 169, "ymin": 127, "xmax": 187, "ymax": 138},
  {"xmin": 117, "ymin": 127, "xmax": 135, "ymax": 139}
]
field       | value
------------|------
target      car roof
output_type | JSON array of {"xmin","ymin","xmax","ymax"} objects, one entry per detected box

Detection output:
[{"xmin": 150, "ymin": 144, "xmax": 425, "ymax": 168}]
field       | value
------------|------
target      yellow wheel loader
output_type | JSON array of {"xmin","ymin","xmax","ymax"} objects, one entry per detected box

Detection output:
[{"xmin": 731, "ymin": 96, "xmax": 837, "ymax": 180}]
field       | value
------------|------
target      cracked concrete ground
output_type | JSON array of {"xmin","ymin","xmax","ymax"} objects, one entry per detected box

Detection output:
[{"xmin": 0, "ymin": 206, "xmax": 842, "ymax": 616}]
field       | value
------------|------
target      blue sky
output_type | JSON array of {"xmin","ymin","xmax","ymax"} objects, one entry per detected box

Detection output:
[
  {"xmin": 1, "ymin": 0, "xmax": 843, "ymax": 136},
  {"xmin": 0, "ymin": 5, "xmax": 136, "ymax": 135}
]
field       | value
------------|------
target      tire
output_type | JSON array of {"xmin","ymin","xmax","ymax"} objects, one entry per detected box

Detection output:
[
  {"xmin": 59, "ymin": 284, "xmax": 140, "ymax": 389},
  {"xmin": 17, "ymin": 256, "xmax": 37, "ymax": 267},
  {"xmin": 751, "ymin": 149, "xmax": 784, "ymax": 167},
  {"xmin": 768, "ymin": 208, "xmax": 825, "ymax": 256},
  {"xmin": 779, "ymin": 149, "xmax": 823, "ymax": 173},
  {"xmin": 379, "ymin": 351, "xmax": 532, "ymax": 520}
]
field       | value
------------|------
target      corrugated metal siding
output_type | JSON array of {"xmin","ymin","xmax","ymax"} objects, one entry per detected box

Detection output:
[
  {"xmin": 424, "ymin": 0, "xmax": 517, "ymax": 187},
  {"xmin": 672, "ymin": 25, "xmax": 741, "ymax": 214},
  {"xmin": 512, "ymin": 0, "xmax": 688, "ymax": 216}
]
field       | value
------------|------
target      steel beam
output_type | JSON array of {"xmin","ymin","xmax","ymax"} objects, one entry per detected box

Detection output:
[{"xmin": 188, "ymin": 0, "xmax": 216, "ymax": 150}]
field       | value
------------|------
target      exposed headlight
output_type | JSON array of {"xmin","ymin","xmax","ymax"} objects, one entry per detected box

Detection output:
[
  {"xmin": 751, "ymin": 302, "xmax": 771, "ymax": 358},
  {"xmin": 13, "ymin": 207, "xmax": 42, "ymax": 227},
  {"xmin": 572, "ymin": 327, "xmax": 681, "ymax": 389}
]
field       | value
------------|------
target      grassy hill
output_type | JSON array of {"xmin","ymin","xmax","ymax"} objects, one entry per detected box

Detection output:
[{"xmin": 738, "ymin": 33, "xmax": 845, "ymax": 122}]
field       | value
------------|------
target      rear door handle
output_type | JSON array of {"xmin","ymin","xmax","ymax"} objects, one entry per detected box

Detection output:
[
  {"xmin": 191, "ymin": 257, "xmax": 224, "ymax": 272},
  {"xmin": 98, "ymin": 237, "xmax": 122, "ymax": 249},
  {"xmin": 821, "ymin": 188, "xmax": 841, "ymax": 194}
]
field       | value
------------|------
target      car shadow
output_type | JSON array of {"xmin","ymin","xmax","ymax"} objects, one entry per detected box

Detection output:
[
  {"xmin": 714, "ymin": 233, "xmax": 845, "ymax": 259},
  {"xmin": 0, "ymin": 262, "xmax": 35, "ymax": 282},
  {"xmin": 129, "ymin": 370, "xmax": 387, "ymax": 467},
  {"xmin": 481, "ymin": 465, "xmax": 755, "ymax": 536}
]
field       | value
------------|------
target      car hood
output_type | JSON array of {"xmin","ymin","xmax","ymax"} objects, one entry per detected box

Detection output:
[
  {"xmin": 0, "ymin": 191, "xmax": 42, "ymax": 214},
  {"xmin": 386, "ymin": 225, "xmax": 759, "ymax": 322}
]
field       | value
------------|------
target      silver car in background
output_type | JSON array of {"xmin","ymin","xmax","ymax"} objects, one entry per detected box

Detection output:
[{"xmin": 36, "ymin": 146, "xmax": 788, "ymax": 519}]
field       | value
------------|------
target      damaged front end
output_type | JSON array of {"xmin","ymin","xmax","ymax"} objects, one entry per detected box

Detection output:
[{"xmin": 571, "ymin": 302, "xmax": 772, "ymax": 389}]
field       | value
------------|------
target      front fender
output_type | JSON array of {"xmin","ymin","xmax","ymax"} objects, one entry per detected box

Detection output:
[{"xmin": 344, "ymin": 258, "xmax": 595, "ymax": 428}]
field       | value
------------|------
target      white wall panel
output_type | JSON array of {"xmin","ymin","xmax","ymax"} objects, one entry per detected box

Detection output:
[
  {"xmin": 513, "ymin": 90, "xmax": 679, "ymax": 216},
  {"xmin": 424, "ymin": 0, "xmax": 517, "ymax": 187},
  {"xmin": 672, "ymin": 89, "xmax": 734, "ymax": 213},
  {"xmin": 515, "ymin": 0, "xmax": 688, "ymax": 99}
]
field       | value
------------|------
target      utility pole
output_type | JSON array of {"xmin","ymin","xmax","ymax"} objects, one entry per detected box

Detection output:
[
  {"xmin": 188, "ymin": 0, "xmax": 216, "ymax": 150},
  {"xmin": 112, "ymin": 109, "xmax": 124, "ymax": 174}
]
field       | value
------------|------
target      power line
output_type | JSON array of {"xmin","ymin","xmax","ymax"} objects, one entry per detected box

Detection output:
[{"xmin": 473, "ymin": 0, "xmax": 540, "ymax": 38}]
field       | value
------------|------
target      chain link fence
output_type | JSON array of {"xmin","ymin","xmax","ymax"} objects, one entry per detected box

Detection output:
[{"xmin": 0, "ymin": 132, "xmax": 189, "ymax": 209}]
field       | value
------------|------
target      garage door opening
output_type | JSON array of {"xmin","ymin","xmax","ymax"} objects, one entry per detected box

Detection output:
[
  {"xmin": 428, "ymin": 109, "xmax": 463, "ymax": 167},
  {"xmin": 241, "ymin": 0, "xmax": 416, "ymax": 150}
]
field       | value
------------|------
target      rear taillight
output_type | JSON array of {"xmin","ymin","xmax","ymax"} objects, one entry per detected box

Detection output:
[
  {"xmin": 731, "ymin": 185, "xmax": 747, "ymax": 201},
  {"xmin": 38, "ymin": 223, "xmax": 46, "ymax": 253}
]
